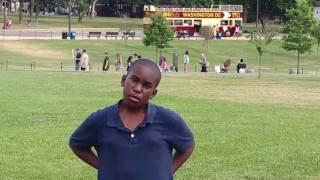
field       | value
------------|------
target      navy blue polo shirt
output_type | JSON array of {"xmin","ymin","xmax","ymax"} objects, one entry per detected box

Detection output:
[{"xmin": 69, "ymin": 101, "xmax": 194, "ymax": 180}]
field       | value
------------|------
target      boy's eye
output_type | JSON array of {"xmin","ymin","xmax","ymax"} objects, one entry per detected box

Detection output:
[{"xmin": 144, "ymin": 83, "xmax": 153, "ymax": 89}]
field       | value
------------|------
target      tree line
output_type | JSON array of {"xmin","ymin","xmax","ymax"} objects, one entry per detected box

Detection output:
[{"xmin": 2, "ymin": 0, "xmax": 320, "ymax": 25}]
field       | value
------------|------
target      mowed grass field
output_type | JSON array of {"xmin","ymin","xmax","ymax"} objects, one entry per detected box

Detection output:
[
  {"xmin": 0, "ymin": 71, "xmax": 320, "ymax": 179},
  {"xmin": 0, "ymin": 40, "xmax": 320, "ymax": 75},
  {"xmin": 0, "ymin": 39, "xmax": 320, "ymax": 179}
]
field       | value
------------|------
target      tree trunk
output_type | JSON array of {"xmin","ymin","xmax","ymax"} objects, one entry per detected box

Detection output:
[
  {"xmin": 78, "ymin": 13, "xmax": 83, "ymax": 23},
  {"xmin": 317, "ymin": 43, "xmax": 319, "ymax": 56},
  {"xmin": 260, "ymin": 17, "xmax": 265, "ymax": 33},
  {"xmin": 297, "ymin": 52, "xmax": 300, "ymax": 74},
  {"xmin": 29, "ymin": 0, "xmax": 34, "ymax": 24},
  {"xmin": 35, "ymin": 0, "xmax": 40, "ymax": 24},
  {"xmin": 90, "ymin": 0, "xmax": 98, "ymax": 18},
  {"xmin": 9, "ymin": 0, "xmax": 12, "ymax": 11},
  {"xmin": 18, "ymin": 0, "xmax": 23, "ymax": 24},
  {"xmin": 14, "ymin": 1, "xmax": 18, "ymax": 12},
  {"xmin": 258, "ymin": 54, "xmax": 262, "ymax": 79}
]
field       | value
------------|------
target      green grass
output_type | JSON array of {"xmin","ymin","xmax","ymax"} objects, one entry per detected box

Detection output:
[
  {"xmin": 0, "ymin": 40, "xmax": 319, "ymax": 75},
  {"xmin": 0, "ymin": 71, "xmax": 319, "ymax": 179}
]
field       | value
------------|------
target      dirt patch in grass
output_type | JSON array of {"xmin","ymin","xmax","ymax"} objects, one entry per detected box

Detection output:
[{"xmin": 0, "ymin": 41, "xmax": 66, "ymax": 60}]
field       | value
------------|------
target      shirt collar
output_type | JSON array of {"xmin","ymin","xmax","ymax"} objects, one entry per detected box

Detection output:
[{"xmin": 106, "ymin": 100, "xmax": 156, "ymax": 128}]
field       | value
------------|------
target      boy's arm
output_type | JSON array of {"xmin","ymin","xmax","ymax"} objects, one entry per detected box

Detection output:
[
  {"xmin": 70, "ymin": 145, "xmax": 99, "ymax": 169},
  {"xmin": 172, "ymin": 141, "xmax": 195, "ymax": 174}
]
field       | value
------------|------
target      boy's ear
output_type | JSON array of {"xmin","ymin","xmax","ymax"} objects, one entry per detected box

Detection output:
[
  {"xmin": 121, "ymin": 74, "xmax": 126, "ymax": 87},
  {"xmin": 150, "ymin": 89, "xmax": 158, "ymax": 99}
]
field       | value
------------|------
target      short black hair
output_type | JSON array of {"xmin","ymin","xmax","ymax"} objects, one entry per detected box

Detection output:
[{"xmin": 127, "ymin": 59, "xmax": 161, "ymax": 87}]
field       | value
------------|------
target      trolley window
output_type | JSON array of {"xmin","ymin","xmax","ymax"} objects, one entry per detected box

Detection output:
[
  {"xmin": 220, "ymin": 20, "xmax": 228, "ymax": 26},
  {"xmin": 167, "ymin": 20, "xmax": 174, "ymax": 26},
  {"xmin": 174, "ymin": 19, "xmax": 183, "ymax": 26},
  {"xmin": 183, "ymin": 20, "xmax": 192, "ymax": 26}
]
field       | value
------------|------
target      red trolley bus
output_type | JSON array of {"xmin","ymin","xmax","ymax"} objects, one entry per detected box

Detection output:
[{"xmin": 143, "ymin": 5, "xmax": 243, "ymax": 37}]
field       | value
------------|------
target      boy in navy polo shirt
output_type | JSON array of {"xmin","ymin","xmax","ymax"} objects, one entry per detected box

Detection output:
[{"xmin": 69, "ymin": 59, "xmax": 195, "ymax": 180}]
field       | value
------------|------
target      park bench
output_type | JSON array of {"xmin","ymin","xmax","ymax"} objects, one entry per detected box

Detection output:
[
  {"xmin": 122, "ymin": 32, "xmax": 136, "ymax": 40},
  {"xmin": 105, "ymin": 32, "xmax": 119, "ymax": 39},
  {"xmin": 88, "ymin": 32, "xmax": 101, "ymax": 39}
]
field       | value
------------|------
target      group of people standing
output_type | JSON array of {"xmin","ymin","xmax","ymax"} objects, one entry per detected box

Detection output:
[
  {"xmin": 74, "ymin": 48, "xmax": 89, "ymax": 71},
  {"xmin": 102, "ymin": 52, "xmax": 141, "ymax": 72},
  {"xmin": 74, "ymin": 48, "xmax": 246, "ymax": 73},
  {"xmin": 158, "ymin": 49, "xmax": 209, "ymax": 73},
  {"xmin": 184, "ymin": 50, "xmax": 210, "ymax": 73},
  {"xmin": 74, "ymin": 48, "xmax": 141, "ymax": 72}
]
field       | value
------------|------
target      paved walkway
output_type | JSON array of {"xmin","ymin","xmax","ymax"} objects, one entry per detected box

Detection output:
[{"xmin": 0, "ymin": 28, "xmax": 250, "ymax": 40}]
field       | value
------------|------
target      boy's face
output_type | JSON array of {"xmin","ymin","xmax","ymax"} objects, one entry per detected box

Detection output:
[{"xmin": 121, "ymin": 65, "xmax": 158, "ymax": 108}]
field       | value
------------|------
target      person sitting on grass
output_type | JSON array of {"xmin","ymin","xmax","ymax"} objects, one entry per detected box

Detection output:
[
  {"xmin": 221, "ymin": 59, "xmax": 231, "ymax": 73},
  {"xmin": 69, "ymin": 59, "xmax": 195, "ymax": 180},
  {"xmin": 237, "ymin": 58, "xmax": 247, "ymax": 73}
]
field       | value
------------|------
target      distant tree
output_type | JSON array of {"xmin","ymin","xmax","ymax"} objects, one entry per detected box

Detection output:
[
  {"xmin": 143, "ymin": 15, "xmax": 174, "ymax": 64},
  {"xmin": 18, "ymin": 0, "xmax": 24, "ymax": 24},
  {"xmin": 311, "ymin": 0, "xmax": 320, "ymax": 6},
  {"xmin": 311, "ymin": 20, "xmax": 320, "ymax": 56},
  {"xmin": 282, "ymin": 0, "xmax": 315, "ymax": 74},
  {"xmin": 199, "ymin": 26, "xmax": 214, "ymax": 53},
  {"xmin": 74, "ymin": 0, "xmax": 90, "ymax": 23},
  {"xmin": 90, "ymin": 0, "xmax": 99, "ymax": 18},
  {"xmin": 143, "ymin": 0, "xmax": 160, "ymax": 5},
  {"xmin": 249, "ymin": 30, "xmax": 274, "ymax": 79},
  {"xmin": 35, "ymin": 0, "xmax": 41, "ymax": 24},
  {"xmin": 29, "ymin": 0, "xmax": 35, "ymax": 24},
  {"xmin": 277, "ymin": 0, "xmax": 296, "ymax": 23}
]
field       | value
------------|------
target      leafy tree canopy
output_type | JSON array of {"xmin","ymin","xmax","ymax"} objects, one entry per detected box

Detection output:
[
  {"xmin": 282, "ymin": 0, "xmax": 315, "ymax": 54},
  {"xmin": 143, "ymin": 15, "xmax": 174, "ymax": 49}
]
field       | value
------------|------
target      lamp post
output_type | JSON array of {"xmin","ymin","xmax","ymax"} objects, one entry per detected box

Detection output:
[
  {"xmin": 3, "ymin": 0, "xmax": 7, "ymax": 29},
  {"xmin": 256, "ymin": 0, "xmax": 259, "ymax": 32}
]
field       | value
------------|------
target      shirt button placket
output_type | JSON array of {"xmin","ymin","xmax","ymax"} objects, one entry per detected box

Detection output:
[{"xmin": 129, "ymin": 133, "xmax": 137, "ymax": 144}]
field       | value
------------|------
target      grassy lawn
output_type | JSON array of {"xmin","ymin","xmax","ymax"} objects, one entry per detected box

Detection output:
[
  {"xmin": 0, "ymin": 39, "xmax": 320, "ymax": 179},
  {"xmin": 0, "ymin": 71, "xmax": 319, "ymax": 179},
  {"xmin": 0, "ymin": 40, "xmax": 319, "ymax": 75}
]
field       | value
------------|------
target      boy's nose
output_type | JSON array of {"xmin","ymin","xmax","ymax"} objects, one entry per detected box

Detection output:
[{"xmin": 133, "ymin": 83, "xmax": 143, "ymax": 93}]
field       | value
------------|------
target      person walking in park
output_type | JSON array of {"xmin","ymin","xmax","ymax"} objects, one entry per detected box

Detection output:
[
  {"xmin": 102, "ymin": 52, "xmax": 110, "ymax": 71},
  {"xmin": 199, "ymin": 53, "xmax": 209, "ymax": 72},
  {"xmin": 126, "ymin": 56, "xmax": 133, "ymax": 71},
  {"xmin": 115, "ymin": 53, "xmax": 123, "ymax": 71},
  {"xmin": 183, "ymin": 50, "xmax": 190, "ymax": 73},
  {"xmin": 173, "ymin": 52, "xmax": 179, "ymax": 72},
  {"xmin": 80, "ymin": 49, "xmax": 89, "ymax": 71},
  {"xmin": 69, "ymin": 59, "xmax": 195, "ymax": 180},
  {"xmin": 74, "ymin": 48, "xmax": 82, "ymax": 71}
]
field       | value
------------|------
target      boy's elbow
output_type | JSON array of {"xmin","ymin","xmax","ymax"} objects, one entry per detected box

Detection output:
[{"xmin": 188, "ymin": 141, "xmax": 195, "ymax": 153}]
